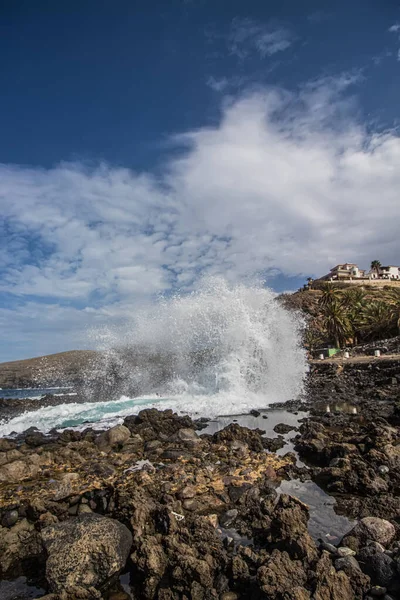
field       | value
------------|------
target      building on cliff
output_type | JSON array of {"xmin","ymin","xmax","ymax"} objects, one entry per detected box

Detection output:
[{"xmin": 317, "ymin": 263, "xmax": 400, "ymax": 283}]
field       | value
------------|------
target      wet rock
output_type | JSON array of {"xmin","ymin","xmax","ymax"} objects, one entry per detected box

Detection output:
[
  {"xmin": 41, "ymin": 514, "xmax": 132, "ymax": 593},
  {"xmin": 273, "ymin": 423, "xmax": 297, "ymax": 434},
  {"xmin": 0, "ymin": 438, "xmax": 16, "ymax": 452},
  {"xmin": 250, "ymin": 410, "xmax": 260, "ymax": 417},
  {"xmin": 342, "ymin": 518, "xmax": 396, "ymax": 550},
  {"xmin": 357, "ymin": 546, "xmax": 396, "ymax": 588},
  {"xmin": 1, "ymin": 509, "xmax": 19, "ymax": 528},
  {"xmin": 212, "ymin": 423, "xmax": 265, "ymax": 452},
  {"xmin": 263, "ymin": 436, "xmax": 286, "ymax": 452}
]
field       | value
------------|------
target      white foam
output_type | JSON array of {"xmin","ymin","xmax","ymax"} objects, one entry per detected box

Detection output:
[{"xmin": 0, "ymin": 278, "xmax": 307, "ymax": 436}]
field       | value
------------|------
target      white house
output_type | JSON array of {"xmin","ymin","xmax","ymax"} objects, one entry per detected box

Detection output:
[
  {"xmin": 319, "ymin": 262, "xmax": 400, "ymax": 282},
  {"xmin": 370, "ymin": 266, "xmax": 400, "ymax": 280},
  {"xmin": 322, "ymin": 263, "xmax": 366, "ymax": 280}
]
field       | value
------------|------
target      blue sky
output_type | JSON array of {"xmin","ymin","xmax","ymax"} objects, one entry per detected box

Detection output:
[{"xmin": 1, "ymin": 0, "xmax": 400, "ymax": 361}]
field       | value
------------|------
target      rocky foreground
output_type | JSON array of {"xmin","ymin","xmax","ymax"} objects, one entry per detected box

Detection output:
[{"xmin": 0, "ymin": 360, "xmax": 400, "ymax": 599}]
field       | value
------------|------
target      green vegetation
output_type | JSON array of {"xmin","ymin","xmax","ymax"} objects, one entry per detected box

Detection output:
[{"xmin": 280, "ymin": 284, "xmax": 400, "ymax": 350}]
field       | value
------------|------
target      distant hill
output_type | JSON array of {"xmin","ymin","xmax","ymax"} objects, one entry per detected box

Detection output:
[{"xmin": 0, "ymin": 350, "xmax": 99, "ymax": 389}]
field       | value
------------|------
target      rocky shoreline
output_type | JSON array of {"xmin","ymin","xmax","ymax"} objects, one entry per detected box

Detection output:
[{"xmin": 0, "ymin": 359, "xmax": 400, "ymax": 599}]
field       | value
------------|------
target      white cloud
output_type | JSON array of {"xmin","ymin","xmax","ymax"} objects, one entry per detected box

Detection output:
[
  {"xmin": 206, "ymin": 76, "xmax": 230, "ymax": 92},
  {"xmin": 1, "ymin": 75, "xmax": 400, "ymax": 359},
  {"xmin": 389, "ymin": 23, "xmax": 400, "ymax": 33},
  {"xmin": 227, "ymin": 18, "xmax": 295, "ymax": 60}
]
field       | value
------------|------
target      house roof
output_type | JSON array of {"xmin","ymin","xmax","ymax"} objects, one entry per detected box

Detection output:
[{"xmin": 330, "ymin": 263, "xmax": 357, "ymax": 270}]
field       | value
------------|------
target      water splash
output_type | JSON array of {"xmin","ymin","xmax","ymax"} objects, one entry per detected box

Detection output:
[
  {"xmin": 0, "ymin": 278, "xmax": 307, "ymax": 434},
  {"xmin": 87, "ymin": 277, "xmax": 306, "ymax": 402}
]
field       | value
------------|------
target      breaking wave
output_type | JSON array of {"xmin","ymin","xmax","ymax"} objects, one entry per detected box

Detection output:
[{"xmin": 0, "ymin": 278, "xmax": 307, "ymax": 435}]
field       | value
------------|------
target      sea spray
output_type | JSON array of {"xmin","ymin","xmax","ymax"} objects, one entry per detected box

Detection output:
[{"xmin": 0, "ymin": 277, "xmax": 307, "ymax": 435}]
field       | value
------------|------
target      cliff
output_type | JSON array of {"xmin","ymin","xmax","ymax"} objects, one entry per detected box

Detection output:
[{"xmin": 0, "ymin": 350, "xmax": 99, "ymax": 389}]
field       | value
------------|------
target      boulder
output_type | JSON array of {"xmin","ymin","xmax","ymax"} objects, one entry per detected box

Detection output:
[
  {"xmin": 107, "ymin": 425, "xmax": 131, "ymax": 446},
  {"xmin": 342, "ymin": 518, "xmax": 396, "ymax": 551},
  {"xmin": 41, "ymin": 514, "xmax": 132, "ymax": 593},
  {"xmin": 314, "ymin": 551, "xmax": 355, "ymax": 600},
  {"xmin": 0, "ymin": 459, "xmax": 40, "ymax": 483},
  {"xmin": 176, "ymin": 428, "xmax": 200, "ymax": 445},
  {"xmin": 1, "ymin": 510, "xmax": 19, "ymax": 528},
  {"xmin": 52, "ymin": 472, "xmax": 80, "ymax": 501},
  {"xmin": 270, "ymin": 494, "xmax": 318, "ymax": 564},
  {"xmin": 256, "ymin": 549, "xmax": 309, "ymax": 598},
  {"xmin": 357, "ymin": 547, "xmax": 396, "ymax": 588},
  {"xmin": 0, "ymin": 519, "xmax": 42, "ymax": 578}
]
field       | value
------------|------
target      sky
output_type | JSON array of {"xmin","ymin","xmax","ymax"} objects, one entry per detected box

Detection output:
[{"xmin": 1, "ymin": 0, "xmax": 400, "ymax": 361}]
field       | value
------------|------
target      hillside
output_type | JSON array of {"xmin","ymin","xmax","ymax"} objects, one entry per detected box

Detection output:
[{"xmin": 0, "ymin": 350, "xmax": 99, "ymax": 389}]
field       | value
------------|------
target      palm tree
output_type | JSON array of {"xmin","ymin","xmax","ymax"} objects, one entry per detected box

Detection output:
[
  {"xmin": 322, "ymin": 300, "xmax": 352, "ymax": 348},
  {"xmin": 359, "ymin": 301, "xmax": 395, "ymax": 340},
  {"xmin": 342, "ymin": 289, "xmax": 367, "ymax": 344},
  {"xmin": 320, "ymin": 283, "xmax": 343, "ymax": 308},
  {"xmin": 370, "ymin": 260, "xmax": 382, "ymax": 278}
]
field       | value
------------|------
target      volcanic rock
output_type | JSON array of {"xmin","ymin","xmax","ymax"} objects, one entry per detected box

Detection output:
[
  {"xmin": 41, "ymin": 514, "xmax": 132, "ymax": 593},
  {"xmin": 342, "ymin": 518, "xmax": 396, "ymax": 551}
]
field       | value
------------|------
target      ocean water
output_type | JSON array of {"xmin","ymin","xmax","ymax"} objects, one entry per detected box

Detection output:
[
  {"xmin": 0, "ymin": 278, "xmax": 307, "ymax": 436},
  {"xmin": 0, "ymin": 387, "xmax": 75, "ymax": 400}
]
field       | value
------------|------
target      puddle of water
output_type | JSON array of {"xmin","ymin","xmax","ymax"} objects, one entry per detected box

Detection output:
[
  {"xmin": 277, "ymin": 479, "xmax": 356, "ymax": 543},
  {"xmin": 217, "ymin": 525, "xmax": 254, "ymax": 548},
  {"xmin": 118, "ymin": 572, "xmax": 134, "ymax": 598},
  {"xmin": 0, "ymin": 577, "xmax": 45, "ymax": 600}
]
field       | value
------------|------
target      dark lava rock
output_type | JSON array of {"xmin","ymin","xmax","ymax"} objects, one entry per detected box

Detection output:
[
  {"xmin": 335, "ymin": 555, "xmax": 362, "ymax": 573},
  {"xmin": 250, "ymin": 409, "xmax": 261, "ymax": 417},
  {"xmin": 263, "ymin": 436, "xmax": 286, "ymax": 452},
  {"xmin": 41, "ymin": 514, "xmax": 132, "ymax": 593},
  {"xmin": 1, "ymin": 510, "xmax": 19, "ymax": 528},
  {"xmin": 357, "ymin": 546, "xmax": 396, "ymax": 588},
  {"xmin": 273, "ymin": 423, "xmax": 297, "ymax": 434},
  {"xmin": 212, "ymin": 423, "xmax": 265, "ymax": 452}
]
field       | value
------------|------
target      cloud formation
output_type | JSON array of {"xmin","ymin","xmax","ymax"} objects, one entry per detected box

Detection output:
[
  {"xmin": 228, "ymin": 18, "xmax": 294, "ymax": 59},
  {"xmin": 1, "ymin": 76, "xmax": 400, "ymax": 359}
]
